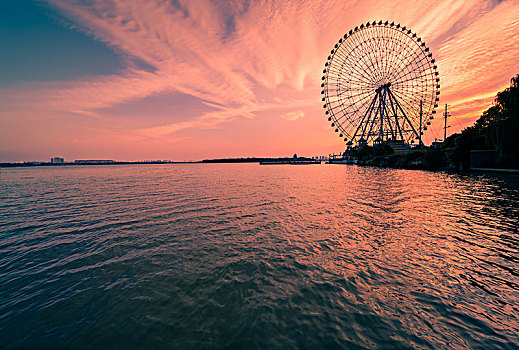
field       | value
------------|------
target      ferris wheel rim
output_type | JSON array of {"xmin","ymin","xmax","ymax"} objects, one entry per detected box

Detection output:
[{"xmin": 322, "ymin": 20, "xmax": 440, "ymax": 146}]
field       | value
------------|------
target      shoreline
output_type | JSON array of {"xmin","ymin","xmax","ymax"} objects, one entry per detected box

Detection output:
[
  {"xmin": 0, "ymin": 161, "xmax": 200, "ymax": 168},
  {"xmin": 2, "ymin": 160, "xmax": 519, "ymax": 175}
]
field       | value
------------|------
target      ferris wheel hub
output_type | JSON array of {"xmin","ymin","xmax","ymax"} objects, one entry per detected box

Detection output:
[{"xmin": 376, "ymin": 83, "xmax": 391, "ymax": 92}]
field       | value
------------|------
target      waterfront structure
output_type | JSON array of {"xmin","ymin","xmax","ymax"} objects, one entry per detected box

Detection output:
[
  {"xmin": 51, "ymin": 157, "xmax": 64, "ymax": 164},
  {"xmin": 259, "ymin": 158, "xmax": 320, "ymax": 165},
  {"xmin": 74, "ymin": 160, "xmax": 114, "ymax": 164},
  {"xmin": 321, "ymin": 20, "xmax": 440, "ymax": 148}
]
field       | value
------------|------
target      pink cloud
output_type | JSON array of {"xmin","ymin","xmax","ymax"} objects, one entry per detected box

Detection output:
[
  {"xmin": 1, "ymin": 0, "xmax": 518, "ymax": 159},
  {"xmin": 281, "ymin": 111, "xmax": 305, "ymax": 121}
]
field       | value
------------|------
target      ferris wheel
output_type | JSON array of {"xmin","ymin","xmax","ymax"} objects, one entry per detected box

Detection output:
[{"xmin": 321, "ymin": 20, "xmax": 440, "ymax": 146}]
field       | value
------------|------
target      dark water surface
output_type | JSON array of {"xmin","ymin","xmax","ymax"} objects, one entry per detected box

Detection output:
[{"xmin": 1, "ymin": 164, "xmax": 518, "ymax": 349}]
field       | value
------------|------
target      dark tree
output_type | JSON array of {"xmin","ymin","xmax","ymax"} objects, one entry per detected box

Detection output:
[{"xmin": 446, "ymin": 73, "xmax": 519, "ymax": 169}]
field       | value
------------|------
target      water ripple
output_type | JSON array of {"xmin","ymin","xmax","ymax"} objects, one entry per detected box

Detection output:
[{"xmin": 0, "ymin": 164, "xmax": 518, "ymax": 349}]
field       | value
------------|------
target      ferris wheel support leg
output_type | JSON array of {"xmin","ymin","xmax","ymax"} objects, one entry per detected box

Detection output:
[
  {"xmin": 367, "ymin": 91, "xmax": 383, "ymax": 142},
  {"xmin": 387, "ymin": 87, "xmax": 421, "ymax": 142},
  {"xmin": 388, "ymin": 94, "xmax": 404, "ymax": 141},
  {"xmin": 379, "ymin": 87, "xmax": 388, "ymax": 142},
  {"xmin": 353, "ymin": 93, "xmax": 378, "ymax": 142},
  {"xmin": 384, "ymin": 103, "xmax": 396, "ymax": 140}
]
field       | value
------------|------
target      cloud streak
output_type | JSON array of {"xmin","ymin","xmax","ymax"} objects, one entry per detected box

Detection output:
[{"xmin": 1, "ymin": 0, "xmax": 518, "ymax": 159}]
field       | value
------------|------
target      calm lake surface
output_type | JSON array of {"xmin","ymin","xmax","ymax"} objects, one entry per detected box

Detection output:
[{"xmin": 1, "ymin": 164, "xmax": 518, "ymax": 349}]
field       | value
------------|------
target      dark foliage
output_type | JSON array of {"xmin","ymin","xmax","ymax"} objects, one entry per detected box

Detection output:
[
  {"xmin": 357, "ymin": 143, "xmax": 394, "ymax": 164},
  {"xmin": 356, "ymin": 145, "xmax": 448, "ymax": 171},
  {"xmin": 445, "ymin": 73, "xmax": 519, "ymax": 169}
]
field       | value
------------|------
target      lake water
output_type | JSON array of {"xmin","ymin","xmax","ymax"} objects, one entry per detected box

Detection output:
[{"xmin": 1, "ymin": 164, "xmax": 518, "ymax": 349}]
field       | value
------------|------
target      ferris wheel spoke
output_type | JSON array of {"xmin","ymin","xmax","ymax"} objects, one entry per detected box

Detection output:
[
  {"xmin": 339, "ymin": 49, "xmax": 378, "ymax": 86},
  {"xmin": 400, "ymin": 58, "xmax": 433, "ymax": 79},
  {"xmin": 327, "ymin": 67, "xmax": 374, "ymax": 88},
  {"xmin": 393, "ymin": 80, "xmax": 430, "ymax": 100},
  {"xmin": 381, "ymin": 27, "xmax": 395, "ymax": 81},
  {"xmin": 352, "ymin": 38, "xmax": 377, "ymax": 84},
  {"xmin": 393, "ymin": 70, "xmax": 434, "ymax": 86},
  {"xmin": 333, "ymin": 44, "xmax": 371, "ymax": 80},
  {"xmin": 387, "ymin": 38, "xmax": 413, "ymax": 81},
  {"xmin": 391, "ymin": 48, "xmax": 431, "ymax": 83},
  {"xmin": 330, "ymin": 59, "xmax": 374, "ymax": 88},
  {"xmin": 380, "ymin": 27, "xmax": 389, "ymax": 80},
  {"xmin": 392, "ymin": 82, "xmax": 429, "ymax": 98},
  {"xmin": 393, "ymin": 72, "xmax": 434, "ymax": 92},
  {"xmin": 348, "ymin": 37, "xmax": 377, "ymax": 84},
  {"xmin": 333, "ymin": 89, "xmax": 374, "ymax": 102},
  {"xmin": 339, "ymin": 33, "xmax": 379, "ymax": 85},
  {"xmin": 357, "ymin": 31, "xmax": 383, "ymax": 84},
  {"xmin": 336, "ymin": 88, "xmax": 375, "ymax": 101},
  {"xmin": 345, "ymin": 89, "xmax": 377, "ymax": 106},
  {"xmin": 371, "ymin": 35, "xmax": 386, "ymax": 83},
  {"xmin": 390, "ymin": 46, "xmax": 424, "ymax": 78},
  {"xmin": 383, "ymin": 36, "xmax": 398, "ymax": 79},
  {"xmin": 391, "ymin": 90, "xmax": 424, "ymax": 124},
  {"xmin": 391, "ymin": 92, "xmax": 424, "ymax": 127},
  {"xmin": 337, "ymin": 106, "xmax": 370, "ymax": 124}
]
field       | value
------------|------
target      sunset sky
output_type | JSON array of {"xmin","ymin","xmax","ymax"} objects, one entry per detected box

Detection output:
[{"xmin": 1, "ymin": 0, "xmax": 518, "ymax": 162}]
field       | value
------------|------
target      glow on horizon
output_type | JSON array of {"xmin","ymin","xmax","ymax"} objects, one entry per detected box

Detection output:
[{"xmin": 0, "ymin": 0, "xmax": 518, "ymax": 161}]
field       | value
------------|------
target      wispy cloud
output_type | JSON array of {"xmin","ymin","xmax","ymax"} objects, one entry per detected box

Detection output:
[
  {"xmin": 281, "ymin": 111, "xmax": 305, "ymax": 121},
  {"xmin": 1, "ymin": 0, "xmax": 518, "ymax": 159}
]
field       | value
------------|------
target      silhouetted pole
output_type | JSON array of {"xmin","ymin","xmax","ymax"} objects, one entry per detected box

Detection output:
[
  {"xmin": 443, "ymin": 104, "xmax": 450, "ymax": 141},
  {"xmin": 419, "ymin": 100, "xmax": 423, "ymax": 148}
]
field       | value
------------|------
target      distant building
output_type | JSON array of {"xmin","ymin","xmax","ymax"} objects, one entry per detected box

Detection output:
[
  {"xmin": 51, "ymin": 157, "xmax": 64, "ymax": 164},
  {"xmin": 74, "ymin": 160, "xmax": 115, "ymax": 164},
  {"xmin": 386, "ymin": 140, "xmax": 409, "ymax": 154}
]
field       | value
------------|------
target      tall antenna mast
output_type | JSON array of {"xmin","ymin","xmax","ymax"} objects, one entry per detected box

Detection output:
[
  {"xmin": 419, "ymin": 100, "xmax": 423, "ymax": 148},
  {"xmin": 443, "ymin": 104, "xmax": 451, "ymax": 141}
]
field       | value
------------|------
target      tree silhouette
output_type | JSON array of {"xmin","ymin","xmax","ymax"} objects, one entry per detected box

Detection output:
[{"xmin": 448, "ymin": 73, "xmax": 519, "ymax": 169}]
